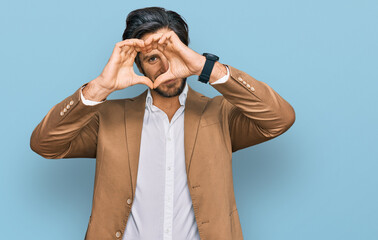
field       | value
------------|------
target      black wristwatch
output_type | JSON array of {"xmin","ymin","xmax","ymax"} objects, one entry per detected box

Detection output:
[{"xmin": 198, "ymin": 53, "xmax": 219, "ymax": 84}]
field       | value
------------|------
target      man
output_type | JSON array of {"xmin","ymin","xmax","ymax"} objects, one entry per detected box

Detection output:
[{"xmin": 30, "ymin": 6, "xmax": 295, "ymax": 240}]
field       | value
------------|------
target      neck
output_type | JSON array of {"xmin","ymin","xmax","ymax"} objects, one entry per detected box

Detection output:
[{"xmin": 150, "ymin": 90, "xmax": 181, "ymax": 121}]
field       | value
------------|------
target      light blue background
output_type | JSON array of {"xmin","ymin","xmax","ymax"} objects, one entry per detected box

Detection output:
[{"xmin": 1, "ymin": 0, "xmax": 377, "ymax": 239}]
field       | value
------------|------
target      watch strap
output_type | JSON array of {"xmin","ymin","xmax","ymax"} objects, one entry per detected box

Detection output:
[{"xmin": 198, "ymin": 53, "xmax": 219, "ymax": 84}]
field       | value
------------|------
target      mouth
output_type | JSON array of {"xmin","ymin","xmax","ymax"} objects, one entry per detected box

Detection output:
[{"xmin": 164, "ymin": 79, "xmax": 176, "ymax": 85}]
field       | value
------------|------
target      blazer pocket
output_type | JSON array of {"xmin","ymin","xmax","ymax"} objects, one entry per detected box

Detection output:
[{"xmin": 200, "ymin": 117, "xmax": 220, "ymax": 127}]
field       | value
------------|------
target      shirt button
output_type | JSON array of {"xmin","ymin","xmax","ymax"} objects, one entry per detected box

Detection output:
[
  {"xmin": 127, "ymin": 198, "xmax": 132, "ymax": 205},
  {"xmin": 115, "ymin": 231, "xmax": 122, "ymax": 238},
  {"xmin": 167, "ymin": 137, "xmax": 171, "ymax": 141},
  {"xmin": 168, "ymin": 167, "xmax": 171, "ymax": 171},
  {"xmin": 166, "ymin": 228, "xmax": 169, "ymax": 233}
]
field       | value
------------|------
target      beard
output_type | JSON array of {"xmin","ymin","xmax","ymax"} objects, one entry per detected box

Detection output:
[{"xmin": 152, "ymin": 77, "xmax": 187, "ymax": 98}]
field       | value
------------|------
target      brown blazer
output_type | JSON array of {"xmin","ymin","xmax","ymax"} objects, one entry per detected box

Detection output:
[{"xmin": 30, "ymin": 64, "xmax": 295, "ymax": 240}]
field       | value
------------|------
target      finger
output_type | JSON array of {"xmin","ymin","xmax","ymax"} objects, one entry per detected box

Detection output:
[
  {"xmin": 157, "ymin": 35, "xmax": 168, "ymax": 52},
  {"xmin": 167, "ymin": 31, "xmax": 177, "ymax": 43},
  {"xmin": 157, "ymin": 34, "xmax": 167, "ymax": 45},
  {"xmin": 136, "ymin": 39, "xmax": 145, "ymax": 47},
  {"xmin": 121, "ymin": 46, "xmax": 138, "ymax": 65},
  {"xmin": 152, "ymin": 35, "xmax": 161, "ymax": 50},
  {"xmin": 128, "ymin": 47, "xmax": 138, "ymax": 59},
  {"xmin": 145, "ymin": 33, "xmax": 163, "ymax": 50},
  {"xmin": 121, "ymin": 40, "xmax": 147, "ymax": 57},
  {"xmin": 157, "ymin": 33, "xmax": 175, "ymax": 54},
  {"xmin": 136, "ymin": 76, "xmax": 154, "ymax": 89},
  {"xmin": 143, "ymin": 77, "xmax": 154, "ymax": 89},
  {"xmin": 119, "ymin": 41, "xmax": 135, "ymax": 55},
  {"xmin": 119, "ymin": 40, "xmax": 145, "ymax": 52},
  {"xmin": 153, "ymin": 72, "xmax": 175, "ymax": 89},
  {"xmin": 124, "ymin": 44, "xmax": 136, "ymax": 57},
  {"xmin": 153, "ymin": 75, "xmax": 166, "ymax": 89},
  {"xmin": 136, "ymin": 40, "xmax": 146, "ymax": 52},
  {"xmin": 159, "ymin": 32, "xmax": 173, "ymax": 45},
  {"xmin": 157, "ymin": 42, "xmax": 168, "ymax": 53},
  {"xmin": 118, "ymin": 39, "xmax": 144, "ymax": 47},
  {"xmin": 144, "ymin": 33, "xmax": 159, "ymax": 46},
  {"xmin": 165, "ymin": 32, "xmax": 184, "ymax": 51},
  {"xmin": 133, "ymin": 41, "xmax": 145, "ymax": 52},
  {"xmin": 135, "ymin": 44, "xmax": 146, "ymax": 52},
  {"xmin": 119, "ymin": 45, "xmax": 130, "ymax": 60}
]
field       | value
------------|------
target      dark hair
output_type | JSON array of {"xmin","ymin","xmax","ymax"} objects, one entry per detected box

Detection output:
[{"xmin": 122, "ymin": 7, "xmax": 190, "ymax": 74}]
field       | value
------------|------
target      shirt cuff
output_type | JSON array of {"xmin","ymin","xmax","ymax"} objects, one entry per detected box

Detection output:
[
  {"xmin": 80, "ymin": 86, "xmax": 105, "ymax": 106},
  {"xmin": 210, "ymin": 65, "xmax": 230, "ymax": 85}
]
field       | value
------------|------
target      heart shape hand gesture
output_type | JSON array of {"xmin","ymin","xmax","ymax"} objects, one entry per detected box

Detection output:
[
  {"xmin": 142, "ymin": 30, "xmax": 206, "ymax": 89},
  {"xmin": 94, "ymin": 30, "xmax": 205, "ymax": 95}
]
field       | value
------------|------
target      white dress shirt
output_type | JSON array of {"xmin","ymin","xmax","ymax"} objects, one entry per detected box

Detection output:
[{"xmin": 81, "ymin": 66, "xmax": 230, "ymax": 239}]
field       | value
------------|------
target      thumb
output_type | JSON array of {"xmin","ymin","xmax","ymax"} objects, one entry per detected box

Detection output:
[
  {"xmin": 153, "ymin": 71, "xmax": 174, "ymax": 89},
  {"xmin": 135, "ymin": 76, "xmax": 154, "ymax": 89}
]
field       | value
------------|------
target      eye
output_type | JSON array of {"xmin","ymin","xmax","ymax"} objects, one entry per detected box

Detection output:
[{"xmin": 148, "ymin": 56, "xmax": 157, "ymax": 62}]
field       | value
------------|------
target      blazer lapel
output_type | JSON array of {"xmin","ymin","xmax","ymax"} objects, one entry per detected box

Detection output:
[
  {"xmin": 124, "ymin": 85, "xmax": 208, "ymax": 198},
  {"xmin": 124, "ymin": 90, "xmax": 147, "ymax": 199},
  {"xmin": 184, "ymin": 85, "xmax": 208, "ymax": 177}
]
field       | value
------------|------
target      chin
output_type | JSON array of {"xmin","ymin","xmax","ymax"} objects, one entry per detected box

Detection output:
[{"xmin": 154, "ymin": 78, "xmax": 186, "ymax": 98}]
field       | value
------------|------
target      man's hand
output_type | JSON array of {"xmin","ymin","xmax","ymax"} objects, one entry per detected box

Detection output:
[
  {"xmin": 143, "ymin": 30, "xmax": 206, "ymax": 89},
  {"xmin": 96, "ymin": 39, "xmax": 154, "ymax": 91},
  {"xmin": 82, "ymin": 39, "xmax": 155, "ymax": 102}
]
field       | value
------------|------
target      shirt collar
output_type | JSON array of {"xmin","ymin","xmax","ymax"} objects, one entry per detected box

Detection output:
[{"xmin": 146, "ymin": 81, "xmax": 188, "ymax": 109}]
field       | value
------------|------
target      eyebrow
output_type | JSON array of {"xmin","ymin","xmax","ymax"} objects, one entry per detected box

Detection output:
[{"xmin": 142, "ymin": 54, "xmax": 159, "ymax": 62}]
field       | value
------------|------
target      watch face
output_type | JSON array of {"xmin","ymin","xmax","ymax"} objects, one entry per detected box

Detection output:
[{"xmin": 203, "ymin": 53, "xmax": 219, "ymax": 61}]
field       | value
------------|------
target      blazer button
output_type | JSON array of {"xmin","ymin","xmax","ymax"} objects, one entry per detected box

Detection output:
[
  {"xmin": 66, "ymin": 104, "xmax": 70, "ymax": 109},
  {"xmin": 127, "ymin": 198, "xmax": 132, "ymax": 205},
  {"xmin": 237, "ymin": 76, "xmax": 243, "ymax": 81},
  {"xmin": 115, "ymin": 231, "xmax": 122, "ymax": 238},
  {"xmin": 69, "ymin": 100, "xmax": 74, "ymax": 105},
  {"xmin": 60, "ymin": 111, "xmax": 64, "ymax": 116},
  {"xmin": 63, "ymin": 108, "xmax": 67, "ymax": 113},
  {"xmin": 250, "ymin": 86, "xmax": 255, "ymax": 91}
]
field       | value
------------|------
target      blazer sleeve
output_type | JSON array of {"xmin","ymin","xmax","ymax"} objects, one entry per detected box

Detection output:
[
  {"xmin": 30, "ymin": 83, "xmax": 104, "ymax": 159},
  {"xmin": 211, "ymin": 64, "xmax": 296, "ymax": 152}
]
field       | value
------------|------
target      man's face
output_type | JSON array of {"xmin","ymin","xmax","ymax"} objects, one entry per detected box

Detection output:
[{"xmin": 137, "ymin": 28, "xmax": 186, "ymax": 98}]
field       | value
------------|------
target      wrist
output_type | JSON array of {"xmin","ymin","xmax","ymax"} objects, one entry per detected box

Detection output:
[
  {"xmin": 82, "ymin": 77, "xmax": 113, "ymax": 102},
  {"xmin": 208, "ymin": 62, "xmax": 228, "ymax": 84},
  {"xmin": 194, "ymin": 55, "xmax": 207, "ymax": 76}
]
